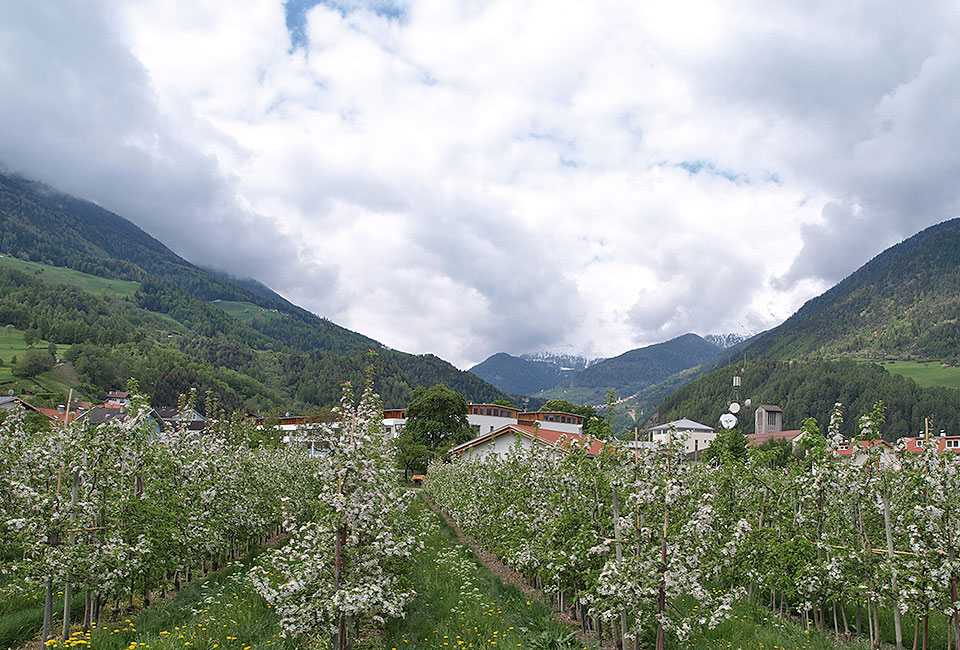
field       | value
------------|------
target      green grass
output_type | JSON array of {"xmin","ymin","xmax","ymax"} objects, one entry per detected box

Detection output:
[
  {"xmin": 0, "ymin": 256, "xmax": 140, "ymax": 297},
  {"xmin": 82, "ymin": 562, "xmax": 300, "ymax": 650},
  {"xmin": 0, "ymin": 326, "xmax": 81, "ymax": 402},
  {"xmin": 0, "ymin": 590, "xmax": 85, "ymax": 649},
  {"xmin": 385, "ymin": 498, "xmax": 592, "ymax": 650},
  {"xmin": 211, "ymin": 300, "xmax": 284, "ymax": 324},
  {"xmin": 874, "ymin": 359, "xmax": 960, "ymax": 390},
  {"xmin": 681, "ymin": 600, "xmax": 869, "ymax": 650}
]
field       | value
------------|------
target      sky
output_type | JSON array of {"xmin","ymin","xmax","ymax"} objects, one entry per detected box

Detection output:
[{"xmin": 1, "ymin": 1, "xmax": 959, "ymax": 368}]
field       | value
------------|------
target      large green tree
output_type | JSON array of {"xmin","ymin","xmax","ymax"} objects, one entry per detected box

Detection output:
[
  {"xmin": 404, "ymin": 384, "xmax": 473, "ymax": 452},
  {"xmin": 12, "ymin": 349, "xmax": 54, "ymax": 377}
]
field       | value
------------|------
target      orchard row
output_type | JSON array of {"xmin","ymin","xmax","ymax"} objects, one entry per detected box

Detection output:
[
  {"xmin": 0, "ymin": 380, "xmax": 417, "ymax": 650},
  {"xmin": 425, "ymin": 404, "xmax": 960, "ymax": 650}
]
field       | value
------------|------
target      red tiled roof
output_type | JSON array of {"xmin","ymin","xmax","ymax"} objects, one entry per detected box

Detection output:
[
  {"xmin": 449, "ymin": 423, "xmax": 606, "ymax": 457},
  {"xmin": 834, "ymin": 439, "xmax": 891, "ymax": 456},
  {"xmin": 747, "ymin": 429, "xmax": 803, "ymax": 447},
  {"xmin": 901, "ymin": 436, "xmax": 960, "ymax": 453},
  {"xmin": 37, "ymin": 408, "xmax": 82, "ymax": 424}
]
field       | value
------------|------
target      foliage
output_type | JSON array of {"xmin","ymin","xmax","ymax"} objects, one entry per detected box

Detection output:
[
  {"xmin": 0, "ymin": 390, "xmax": 317, "ymax": 646},
  {"xmin": 395, "ymin": 429, "xmax": 433, "ymax": 479},
  {"xmin": 12, "ymin": 348, "xmax": 54, "ymax": 377},
  {"xmin": 426, "ymin": 410, "xmax": 960, "ymax": 650},
  {"xmin": 251, "ymin": 380, "xmax": 419, "ymax": 645},
  {"xmin": 403, "ymin": 384, "xmax": 473, "ymax": 452},
  {"xmin": 655, "ymin": 358, "xmax": 960, "ymax": 440}
]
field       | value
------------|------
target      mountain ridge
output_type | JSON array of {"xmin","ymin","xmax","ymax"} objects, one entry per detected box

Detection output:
[{"xmin": 0, "ymin": 171, "xmax": 517, "ymax": 411}]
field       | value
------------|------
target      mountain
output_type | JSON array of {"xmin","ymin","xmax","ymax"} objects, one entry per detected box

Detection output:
[
  {"xmin": 537, "ymin": 333, "xmax": 724, "ymax": 404},
  {"xmin": 469, "ymin": 353, "xmax": 566, "ymax": 395},
  {"xmin": 519, "ymin": 351, "xmax": 596, "ymax": 371},
  {"xmin": 649, "ymin": 218, "xmax": 960, "ymax": 436},
  {"xmin": 0, "ymin": 172, "xmax": 515, "ymax": 411},
  {"xmin": 703, "ymin": 333, "xmax": 749, "ymax": 349},
  {"xmin": 739, "ymin": 217, "xmax": 960, "ymax": 361}
]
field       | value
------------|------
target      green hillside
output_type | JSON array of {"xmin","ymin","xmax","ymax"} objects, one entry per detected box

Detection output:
[
  {"xmin": 872, "ymin": 358, "xmax": 960, "ymax": 390},
  {"xmin": 646, "ymin": 219, "xmax": 960, "ymax": 435},
  {"xmin": 0, "ymin": 256, "xmax": 140, "ymax": 296},
  {"xmin": 740, "ymin": 217, "xmax": 960, "ymax": 362},
  {"xmin": 469, "ymin": 352, "xmax": 564, "ymax": 395},
  {"xmin": 0, "ymin": 172, "xmax": 515, "ymax": 412},
  {"xmin": 655, "ymin": 358, "xmax": 960, "ymax": 439},
  {"xmin": 212, "ymin": 299, "xmax": 285, "ymax": 324}
]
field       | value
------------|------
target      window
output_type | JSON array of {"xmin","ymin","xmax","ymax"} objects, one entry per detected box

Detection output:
[
  {"xmin": 947, "ymin": 439, "xmax": 960, "ymax": 449},
  {"xmin": 486, "ymin": 407, "xmax": 492, "ymax": 415},
  {"xmin": 472, "ymin": 424, "xmax": 480, "ymax": 434},
  {"xmin": 767, "ymin": 412, "xmax": 777, "ymax": 426}
]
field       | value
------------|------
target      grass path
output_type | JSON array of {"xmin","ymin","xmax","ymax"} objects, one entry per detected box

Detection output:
[
  {"xmin": 423, "ymin": 494, "xmax": 872, "ymax": 650},
  {"xmin": 385, "ymin": 496, "xmax": 593, "ymax": 650}
]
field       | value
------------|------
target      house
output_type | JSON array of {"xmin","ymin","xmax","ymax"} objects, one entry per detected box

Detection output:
[
  {"xmin": 448, "ymin": 423, "xmax": 604, "ymax": 461},
  {"xmin": 105, "ymin": 391, "xmax": 131, "ymax": 408},
  {"xmin": 646, "ymin": 418, "xmax": 716, "ymax": 455},
  {"xmin": 151, "ymin": 407, "xmax": 206, "ymax": 432},
  {"xmin": 383, "ymin": 409, "xmax": 407, "ymax": 438},
  {"xmin": 37, "ymin": 407, "xmax": 83, "ymax": 426},
  {"xmin": 0, "ymin": 396, "xmax": 43, "ymax": 414},
  {"xmin": 517, "ymin": 410, "xmax": 583, "ymax": 435},
  {"xmin": 747, "ymin": 429, "xmax": 805, "ymax": 447},
  {"xmin": 255, "ymin": 413, "xmax": 333, "ymax": 432},
  {"xmin": 466, "ymin": 403, "xmax": 521, "ymax": 435},
  {"xmin": 755, "ymin": 405, "xmax": 783, "ymax": 435},
  {"xmin": 901, "ymin": 435, "xmax": 960, "ymax": 453},
  {"xmin": 833, "ymin": 439, "xmax": 897, "ymax": 467},
  {"xmin": 74, "ymin": 406, "xmax": 126, "ymax": 426}
]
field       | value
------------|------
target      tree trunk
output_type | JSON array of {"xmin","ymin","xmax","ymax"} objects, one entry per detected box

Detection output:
[
  {"xmin": 882, "ymin": 491, "xmax": 903, "ymax": 650},
  {"xmin": 334, "ymin": 525, "xmax": 347, "ymax": 650},
  {"xmin": 41, "ymin": 574, "xmax": 53, "ymax": 649}
]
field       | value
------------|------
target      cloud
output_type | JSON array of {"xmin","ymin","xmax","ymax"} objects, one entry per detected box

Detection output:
[{"xmin": 1, "ymin": 1, "xmax": 959, "ymax": 368}]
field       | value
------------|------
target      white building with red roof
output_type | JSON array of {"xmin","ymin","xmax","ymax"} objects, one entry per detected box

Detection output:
[{"xmin": 447, "ymin": 423, "xmax": 604, "ymax": 461}]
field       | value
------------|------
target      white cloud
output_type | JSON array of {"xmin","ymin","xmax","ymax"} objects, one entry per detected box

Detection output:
[{"xmin": 1, "ymin": 0, "xmax": 958, "ymax": 368}]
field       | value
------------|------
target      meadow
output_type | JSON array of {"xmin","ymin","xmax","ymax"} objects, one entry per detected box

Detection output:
[
  {"xmin": 211, "ymin": 300, "xmax": 284, "ymax": 324},
  {"xmin": 875, "ymin": 358, "xmax": 960, "ymax": 390},
  {"xmin": 0, "ymin": 256, "xmax": 140, "ymax": 298}
]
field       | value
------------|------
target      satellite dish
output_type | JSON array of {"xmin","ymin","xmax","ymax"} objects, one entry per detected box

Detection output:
[
  {"xmin": 744, "ymin": 398, "xmax": 751, "ymax": 408},
  {"xmin": 728, "ymin": 402, "xmax": 741, "ymax": 414},
  {"xmin": 6, "ymin": 389, "xmax": 12, "ymax": 396},
  {"xmin": 719, "ymin": 413, "xmax": 738, "ymax": 429}
]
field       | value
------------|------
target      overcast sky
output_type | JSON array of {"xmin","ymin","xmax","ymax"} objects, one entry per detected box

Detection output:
[{"xmin": 2, "ymin": 1, "xmax": 959, "ymax": 368}]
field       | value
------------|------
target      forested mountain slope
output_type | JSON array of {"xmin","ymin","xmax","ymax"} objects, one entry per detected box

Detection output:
[
  {"xmin": 469, "ymin": 352, "xmax": 566, "ymax": 395},
  {"xmin": 741, "ymin": 217, "xmax": 960, "ymax": 361},
  {"xmin": 538, "ymin": 333, "xmax": 723, "ymax": 404},
  {"xmin": 648, "ymin": 219, "xmax": 960, "ymax": 435},
  {"xmin": 655, "ymin": 358, "xmax": 960, "ymax": 441},
  {"xmin": 0, "ymin": 172, "xmax": 514, "ymax": 412}
]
